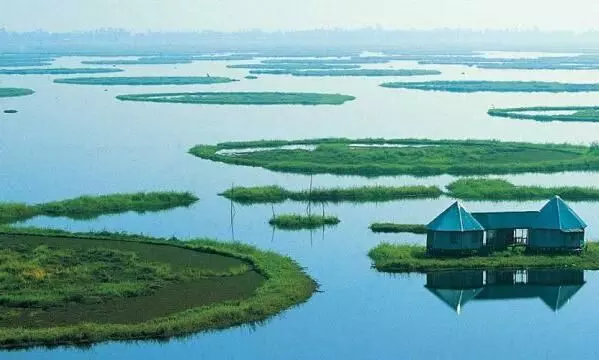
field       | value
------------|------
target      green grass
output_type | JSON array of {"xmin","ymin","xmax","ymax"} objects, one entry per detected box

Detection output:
[
  {"xmin": 381, "ymin": 81, "xmax": 599, "ymax": 93},
  {"xmin": 189, "ymin": 138, "xmax": 599, "ymax": 177},
  {"xmin": 489, "ymin": 106, "xmax": 599, "ymax": 122},
  {"xmin": 368, "ymin": 242, "xmax": 599, "ymax": 272},
  {"xmin": 0, "ymin": 68, "xmax": 124, "ymax": 75},
  {"xmin": 269, "ymin": 214, "xmax": 340, "ymax": 230},
  {"xmin": 117, "ymin": 92, "xmax": 356, "ymax": 105},
  {"xmin": 369, "ymin": 223, "xmax": 427, "ymax": 234},
  {"xmin": 446, "ymin": 178, "xmax": 599, "ymax": 201},
  {"xmin": 261, "ymin": 58, "xmax": 392, "ymax": 65},
  {"xmin": 244, "ymin": 75, "xmax": 259, "ymax": 80},
  {"xmin": 0, "ymin": 192, "xmax": 199, "ymax": 224},
  {"xmin": 3, "ymin": 110, "xmax": 18, "ymax": 114},
  {"xmin": 81, "ymin": 55, "xmax": 254, "ymax": 65},
  {"xmin": 0, "ymin": 55, "xmax": 55, "ymax": 67},
  {"xmin": 0, "ymin": 228, "xmax": 316, "ymax": 349},
  {"xmin": 0, "ymin": 88, "xmax": 35, "ymax": 98},
  {"xmin": 228, "ymin": 63, "xmax": 361, "ymax": 70},
  {"xmin": 220, "ymin": 185, "xmax": 443, "ymax": 204},
  {"xmin": 287, "ymin": 69, "xmax": 441, "ymax": 77},
  {"xmin": 54, "ymin": 76, "xmax": 237, "ymax": 86}
]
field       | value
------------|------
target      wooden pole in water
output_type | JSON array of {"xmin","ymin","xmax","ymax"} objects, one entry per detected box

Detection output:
[{"xmin": 230, "ymin": 183, "xmax": 236, "ymax": 241}]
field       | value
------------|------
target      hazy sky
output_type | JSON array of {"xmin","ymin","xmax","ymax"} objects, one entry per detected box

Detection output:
[{"xmin": 1, "ymin": 0, "xmax": 599, "ymax": 32}]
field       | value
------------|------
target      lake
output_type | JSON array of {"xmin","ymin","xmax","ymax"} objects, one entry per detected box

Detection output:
[{"xmin": 2, "ymin": 53, "xmax": 599, "ymax": 359}]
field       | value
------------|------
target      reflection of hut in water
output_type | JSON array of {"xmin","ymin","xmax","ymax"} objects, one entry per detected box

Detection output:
[
  {"xmin": 426, "ymin": 196, "xmax": 587, "ymax": 254},
  {"xmin": 425, "ymin": 269, "xmax": 585, "ymax": 314}
]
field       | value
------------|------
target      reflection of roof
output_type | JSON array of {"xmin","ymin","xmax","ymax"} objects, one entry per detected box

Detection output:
[
  {"xmin": 426, "ymin": 202, "xmax": 484, "ymax": 232},
  {"xmin": 535, "ymin": 196, "xmax": 587, "ymax": 231},
  {"xmin": 472, "ymin": 211, "xmax": 539, "ymax": 229},
  {"xmin": 427, "ymin": 287, "xmax": 483, "ymax": 314}
]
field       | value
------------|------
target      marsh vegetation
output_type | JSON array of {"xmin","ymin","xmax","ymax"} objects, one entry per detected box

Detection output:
[
  {"xmin": 381, "ymin": 81, "xmax": 599, "ymax": 93},
  {"xmin": 0, "ymin": 192, "xmax": 198, "ymax": 224},
  {"xmin": 54, "ymin": 76, "xmax": 237, "ymax": 86},
  {"xmin": 369, "ymin": 223, "xmax": 427, "ymax": 234},
  {"xmin": 0, "ymin": 229, "xmax": 316, "ymax": 348},
  {"xmin": 190, "ymin": 138, "xmax": 599, "ymax": 177},
  {"xmin": 269, "ymin": 214, "xmax": 340, "ymax": 230},
  {"xmin": 368, "ymin": 242, "xmax": 599, "ymax": 272},
  {"xmin": 0, "ymin": 88, "xmax": 35, "ymax": 98},
  {"xmin": 489, "ymin": 106, "xmax": 599, "ymax": 122},
  {"xmin": 117, "ymin": 92, "xmax": 356, "ymax": 105},
  {"xmin": 446, "ymin": 178, "xmax": 599, "ymax": 201},
  {"xmin": 0, "ymin": 68, "xmax": 123, "ymax": 75},
  {"xmin": 221, "ymin": 185, "xmax": 443, "ymax": 204}
]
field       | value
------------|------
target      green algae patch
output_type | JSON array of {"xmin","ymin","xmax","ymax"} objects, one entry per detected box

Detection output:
[
  {"xmin": 0, "ymin": 228, "xmax": 316, "ymax": 349},
  {"xmin": 369, "ymin": 223, "xmax": 427, "ymax": 234},
  {"xmin": 54, "ymin": 76, "xmax": 237, "ymax": 86},
  {"xmin": 368, "ymin": 242, "xmax": 599, "ymax": 273},
  {"xmin": 221, "ymin": 185, "xmax": 443, "ymax": 205},
  {"xmin": 0, "ymin": 88, "xmax": 35, "ymax": 98},
  {"xmin": 0, "ymin": 191, "xmax": 198, "ymax": 224},
  {"xmin": 117, "ymin": 92, "xmax": 356, "ymax": 105},
  {"xmin": 381, "ymin": 81, "xmax": 599, "ymax": 93},
  {"xmin": 189, "ymin": 138, "xmax": 599, "ymax": 177},
  {"xmin": 269, "ymin": 214, "xmax": 340, "ymax": 230},
  {"xmin": 446, "ymin": 178, "xmax": 599, "ymax": 201},
  {"xmin": 488, "ymin": 106, "xmax": 599, "ymax": 123},
  {"xmin": 0, "ymin": 68, "xmax": 123, "ymax": 75}
]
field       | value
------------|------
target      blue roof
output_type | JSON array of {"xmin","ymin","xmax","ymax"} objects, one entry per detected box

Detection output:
[
  {"xmin": 534, "ymin": 196, "xmax": 587, "ymax": 231},
  {"xmin": 426, "ymin": 202, "xmax": 484, "ymax": 232},
  {"xmin": 472, "ymin": 211, "xmax": 539, "ymax": 230}
]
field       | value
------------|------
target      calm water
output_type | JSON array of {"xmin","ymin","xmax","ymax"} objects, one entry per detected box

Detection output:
[{"xmin": 2, "ymin": 53, "xmax": 599, "ymax": 359}]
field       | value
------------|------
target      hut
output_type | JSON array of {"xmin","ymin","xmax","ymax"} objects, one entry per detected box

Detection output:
[
  {"xmin": 528, "ymin": 196, "xmax": 587, "ymax": 250},
  {"xmin": 427, "ymin": 196, "xmax": 586, "ymax": 253},
  {"xmin": 426, "ymin": 202, "xmax": 485, "ymax": 253}
]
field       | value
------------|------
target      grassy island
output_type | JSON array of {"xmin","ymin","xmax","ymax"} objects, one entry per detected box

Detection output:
[
  {"xmin": 54, "ymin": 76, "xmax": 237, "ymax": 86},
  {"xmin": 488, "ymin": 106, "xmax": 599, "ymax": 123},
  {"xmin": 368, "ymin": 242, "xmax": 599, "ymax": 272},
  {"xmin": 228, "ymin": 63, "xmax": 360, "ymax": 70},
  {"xmin": 0, "ymin": 228, "xmax": 316, "ymax": 349},
  {"xmin": 221, "ymin": 185, "xmax": 443, "ymax": 204},
  {"xmin": 244, "ymin": 75, "xmax": 258, "ymax": 80},
  {"xmin": 289, "ymin": 69, "xmax": 441, "ymax": 77},
  {"xmin": 81, "ymin": 55, "xmax": 253, "ymax": 65},
  {"xmin": 117, "ymin": 92, "xmax": 356, "ymax": 105},
  {"xmin": 369, "ymin": 223, "xmax": 427, "ymax": 234},
  {"xmin": 0, "ymin": 88, "xmax": 35, "ymax": 98},
  {"xmin": 3, "ymin": 110, "xmax": 18, "ymax": 114},
  {"xmin": 189, "ymin": 138, "xmax": 599, "ymax": 177},
  {"xmin": 0, "ymin": 68, "xmax": 124, "ymax": 75},
  {"xmin": 0, "ymin": 55, "xmax": 55, "ymax": 67},
  {"xmin": 269, "ymin": 214, "xmax": 340, "ymax": 230},
  {"xmin": 380, "ymin": 81, "xmax": 599, "ymax": 93},
  {"xmin": 446, "ymin": 178, "xmax": 599, "ymax": 201},
  {"xmin": 0, "ymin": 192, "xmax": 198, "ymax": 224},
  {"xmin": 261, "ymin": 58, "xmax": 391, "ymax": 65}
]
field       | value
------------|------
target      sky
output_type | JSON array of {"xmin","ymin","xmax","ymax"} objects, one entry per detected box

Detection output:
[{"xmin": 1, "ymin": 0, "xmax": 599, "ymax": 33}]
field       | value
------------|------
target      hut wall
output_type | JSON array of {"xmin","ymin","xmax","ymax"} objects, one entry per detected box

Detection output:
[
  {"xmin": 529, "ymin": 229, "xmax": 584, "ymax": 249},
  {"xmin": 427, "ymin": 230, "xmax": 483, "ymax": 251},
  {"xmin": 486, "ymin": 229, "xmax": 515, "ymax": 251}
]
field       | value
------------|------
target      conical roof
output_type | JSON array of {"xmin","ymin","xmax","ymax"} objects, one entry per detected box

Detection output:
[
  {"xmin": 426, "ymin": 202, "xmax": 484, "ymax": 232},
  {"xmin": 535, "ymin": 196, "xmax": 587, "ymax": 230}
]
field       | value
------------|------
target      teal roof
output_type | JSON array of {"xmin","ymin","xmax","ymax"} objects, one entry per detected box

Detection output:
[
  {"xmin": 534, "ymin": 196, "xmax": 587, "ymax": 231},
  {"xmin": 472, "ymin": 211, "xmax": 539, "ymax": 230},
  {"xmin": 426, "ymin": 202, "xmax": 484, "ymax": 232}
]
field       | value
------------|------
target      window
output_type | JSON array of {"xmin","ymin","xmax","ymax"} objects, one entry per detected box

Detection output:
[{"xmin": 514, "ymin": 229, "xmax": 528, "ymax": 245}]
